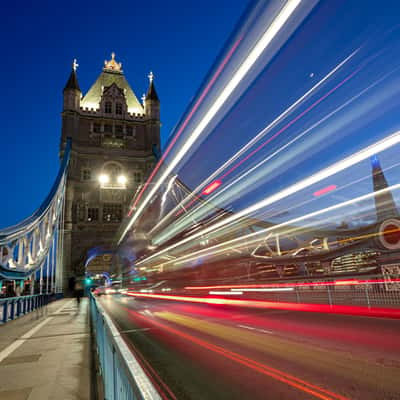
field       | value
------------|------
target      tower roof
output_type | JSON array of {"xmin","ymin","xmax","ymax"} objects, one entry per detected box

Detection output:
[
  {"xmin": 145, "ymin": 71, "xmax": 159, "ymax": 102},
  {"xmin": 146, "ymin": 81, "xmax": 159, "ymax": 102},
  {"xmin": 64, "ymin": 60, "xmax": 81, "ymax": 92},
  {"xmin": 81, "ymin": 53, "xmax": 143, "ymax": 114}
]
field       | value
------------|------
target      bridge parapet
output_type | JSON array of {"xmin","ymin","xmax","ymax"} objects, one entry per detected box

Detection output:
[{"xmin": 0, "ymin": 139, "xmax": 71, "ymax": 293}]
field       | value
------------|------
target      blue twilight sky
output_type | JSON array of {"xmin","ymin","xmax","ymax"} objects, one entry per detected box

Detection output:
[{"xmin": 0, "ymin": 0, "xmax": 249, "ymax": 228}]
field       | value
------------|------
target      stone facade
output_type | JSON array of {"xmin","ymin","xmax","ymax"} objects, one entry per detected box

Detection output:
[{"xmin": 60, "ymin": 54, "xmax": 160, "ymax": 292}]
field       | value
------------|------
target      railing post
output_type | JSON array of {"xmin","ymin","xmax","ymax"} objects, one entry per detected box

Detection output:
[
  {"xmin": 10, "ymin": 300, "xmax": 15, "ymax": 320},
  {"xmin": 39, "ymin": 264, "xmax": 43, "ymax": 295},
  {"xmin": 327, "ymin": 286, "xmax": 333, "ymax": 308},
  {"xmin": 2, "ymin": 301, "xmax": 8, "ymax": 323},
  {"xmin": 365, "ymin": 285, "xmax": 371, "ymax": 309},
  {"xmin": 16, "ymin": 299, "xmax": 21, "ymax": 317},
  {"xmin": 113, "ymin": 347, "xmax": 117, "ymax": 400}
]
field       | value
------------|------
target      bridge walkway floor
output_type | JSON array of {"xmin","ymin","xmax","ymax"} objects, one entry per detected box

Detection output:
[{"xmin": 0, "ymin": 298, "xmax": 91, "ymax": 400}]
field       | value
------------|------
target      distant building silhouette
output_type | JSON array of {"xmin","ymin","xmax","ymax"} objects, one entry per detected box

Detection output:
[{"xmin": 371, "ymin": 155, "xmax": 398, "ymax": 222}]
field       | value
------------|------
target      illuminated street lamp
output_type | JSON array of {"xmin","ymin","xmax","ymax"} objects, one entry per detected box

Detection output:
[
  {"xmin": 117, "ymin": 175, "xmax": 127, "ymax": 185},
  {"xmin": 98, "ymin": 174, "xmax": 109, "ymax": 184}
]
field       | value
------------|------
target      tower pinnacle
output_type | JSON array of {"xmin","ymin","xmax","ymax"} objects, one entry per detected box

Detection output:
[
  {"xmin": 145, "ymin": 71, "xmax": 159, "ymax": 102},
  {"xmin": 63, "ymin": 59, "xmax": 81, "ymax": 92},
  {"xmin": 72, "ymin": 58, "xmax": 79, "ymax": 72},
  {"xmin": 104, "ymin": 52, "xmax": 123, "ymax": 73}
]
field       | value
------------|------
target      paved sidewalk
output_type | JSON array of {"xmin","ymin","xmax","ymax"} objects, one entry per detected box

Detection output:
[{"xmin": 0, "ymin": 298, "xmax": 91, "ymax": 400}]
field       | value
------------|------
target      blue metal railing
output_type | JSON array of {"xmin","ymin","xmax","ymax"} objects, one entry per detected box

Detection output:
[
  {"xmin": 0, "ymin": 293, "xmax": 61, "ymax": 324},
  {"xmin": 0, "ymin": 138, "xmax": 71, "ymax": 282},
  {"xmin": 89, "ymin": 293, "xmax": 161, "ymax": 400}
]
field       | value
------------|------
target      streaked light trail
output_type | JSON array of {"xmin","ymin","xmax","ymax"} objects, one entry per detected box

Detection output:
[
  {"xmin": 126, "ymin": 292, "xmax": 400, "ymax": 319},
  {"xmin": 119, "ymin": 0, "xmax": 306, "ymax": 244},
  {"xmin": 135, "ymin": 133, "xmax": 400, "ymax": 267},
  {"xmin": 129, "ymin": 308, "xmax": 349, "ymax": 400},
  {"xmin": 313, "ymin": 185, "xmax": 337, "ymax": 197}
]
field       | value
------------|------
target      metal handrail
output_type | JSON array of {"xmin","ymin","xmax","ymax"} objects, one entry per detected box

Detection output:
[
  {"xmin": 90, "ymin": 293, "xmax": 161, "ymax": 399},
  {"xmin": 0, "ymin": 293, "xmax": 59, "ymax": 324}
]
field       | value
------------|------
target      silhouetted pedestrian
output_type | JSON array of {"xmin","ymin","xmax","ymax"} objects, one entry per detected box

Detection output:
[{"xmin": 74, "ymin": 280, "xmax": 83, "ymax": 309}]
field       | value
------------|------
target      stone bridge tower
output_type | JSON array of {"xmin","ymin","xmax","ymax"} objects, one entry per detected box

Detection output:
[{"xmin": 60, "ymin": 54, "xmax": 160, "ymax": 292}]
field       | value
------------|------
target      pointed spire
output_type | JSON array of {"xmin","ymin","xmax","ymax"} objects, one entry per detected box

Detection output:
[
  {"xmin": 64, "ymin": 59, "xmax": 81, "ymax": 92},
  {"xmin": 371, "ymin": 155, "xmax": 399, "ymax": 221},
  {"xmin": 145, "ymin": 71, "xmax": 159, "ymax": 102}
]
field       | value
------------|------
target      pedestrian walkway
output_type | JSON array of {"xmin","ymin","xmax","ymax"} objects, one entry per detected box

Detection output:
[{"xmin": 0, "ymin": 298, "xmax": 91, "ymax": 400}]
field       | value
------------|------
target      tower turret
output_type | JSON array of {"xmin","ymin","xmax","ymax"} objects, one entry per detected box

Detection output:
[
  {"xmin": 144, "ymin": 71, "xmax": 160, "ymax": 120},
  {"xmin": 60, "ymin": 53, "xmax": 161, "ymax": 293},
  {"xmin": 63, "ymin": 59, "xmax": 81, "ymax": 111}
]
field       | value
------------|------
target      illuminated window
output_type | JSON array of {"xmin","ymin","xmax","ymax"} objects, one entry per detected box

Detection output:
[
  {"xmin": 134, "ymin": 171, "xmax": 142, "ymax": 184},
  {"xmin": 105, "ymin": 101, "xmax": 112, "ymax": 113},
  {"xmin": 103, "ymin": 204, "xmax": 122, "ymax": 222},
  {"xmin": 93, "ymin": 123, "xmax": 101, "ymax": 133},
  {"xmin": 82, "ymin": 169, "xmax": 91, "ymax": 181},
  {"xmin": 87, "ymin": 208, "xmax": 99, "ymax": 222},
  {"xmin": 116, "ymin": 103, "xmax": 123, "ymax": 115}
]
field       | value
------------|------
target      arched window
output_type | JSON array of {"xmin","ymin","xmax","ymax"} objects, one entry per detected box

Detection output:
[
  {"xmin": 105, "ymin": 101, "xmax": 112, "ymax": 113},
  {"xmin": 99, "ymin": 162, "xmax": 126, "ymax": 188},
  {"xmin": 104, "ymin": 163, "xmax": 122, "ymax": 180},
  {"xmin": 115, "ymin": 102, "xmax": 123, "ymax": 115}
]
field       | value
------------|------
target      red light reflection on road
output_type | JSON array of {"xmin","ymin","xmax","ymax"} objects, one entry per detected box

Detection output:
[
  {"xmin": 127, "ymin": 308, "xmax": 349, "ymax": 400},
  {"xmin": 129, "ymin": 343, "xmax": 178, "ymax": 400}
]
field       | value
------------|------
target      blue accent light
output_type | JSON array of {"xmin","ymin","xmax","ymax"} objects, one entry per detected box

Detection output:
[{"xmin": 371, "ymin": 155, "xmax": 381, "ymax": 169}]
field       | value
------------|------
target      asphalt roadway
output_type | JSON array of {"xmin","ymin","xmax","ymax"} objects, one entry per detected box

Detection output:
[{"xmin": 99, "ymin": 295, "xmax": 400, "ymax": 400}]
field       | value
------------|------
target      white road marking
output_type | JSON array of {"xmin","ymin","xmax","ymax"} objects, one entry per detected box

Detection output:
[
  {"xmin": 120, "ymin": 328, "xmax": 151, "ymax": 334},
  {"xmin": 0, "ymin": 300, "xmax": 73, "ymax": 363},
  {"xmin": 238, "ymin": 324, "xmax": 274, "ymax": 334}
]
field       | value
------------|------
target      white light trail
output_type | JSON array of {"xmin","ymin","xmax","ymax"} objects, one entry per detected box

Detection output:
[
  {"xmin": 135, "ymin": 131, "xmax": 400, "ymax": 267},
  {"xmin": 118, "ymin": 0, "xmax": 304, "ymax": 245},
  {"xmin": 159, "ymin": 55, "xmax": 400, "ymax": 246},
  {"xmin": 154, "ymin": 180, "xmax": 400, "ymax": 265},
  {"xmin": 231, "ymin": 288, "xmax": 294, "ymax": 292},
  {"xmin": 142, "ymin": 179, "xmax": 400, "ymax": 270},
  {"xmin": 150, "ymin": 49, "xmax": 359, "ymax": 237}
]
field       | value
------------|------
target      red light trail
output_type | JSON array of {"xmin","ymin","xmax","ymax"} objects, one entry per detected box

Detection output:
[
  {"xmin": 184, "ymin": 277, "xmax": 400, "ymax": 290},
  {"xmin": 128, "ymin": 308, "xmax": 349, "ymax": 400},
  {"xmin": 202, "ymin": 179, "xmax": 222, "ymax": 195},
  {"xmin": 128, "ymin": 342, "xmax": 178, "ymax": 400},
  {"xmin": 126, "ymin": 291, "xmax": 400, "ymax": 319},
  {"xmin": 313, "ymin": 184, "xmax": 337, "ymax": 197}
]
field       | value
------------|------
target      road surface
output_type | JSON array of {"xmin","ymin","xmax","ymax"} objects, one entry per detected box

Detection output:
[{"xmin": 99, "ymin": 295, "xmax": 400, "ymax": 400}]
